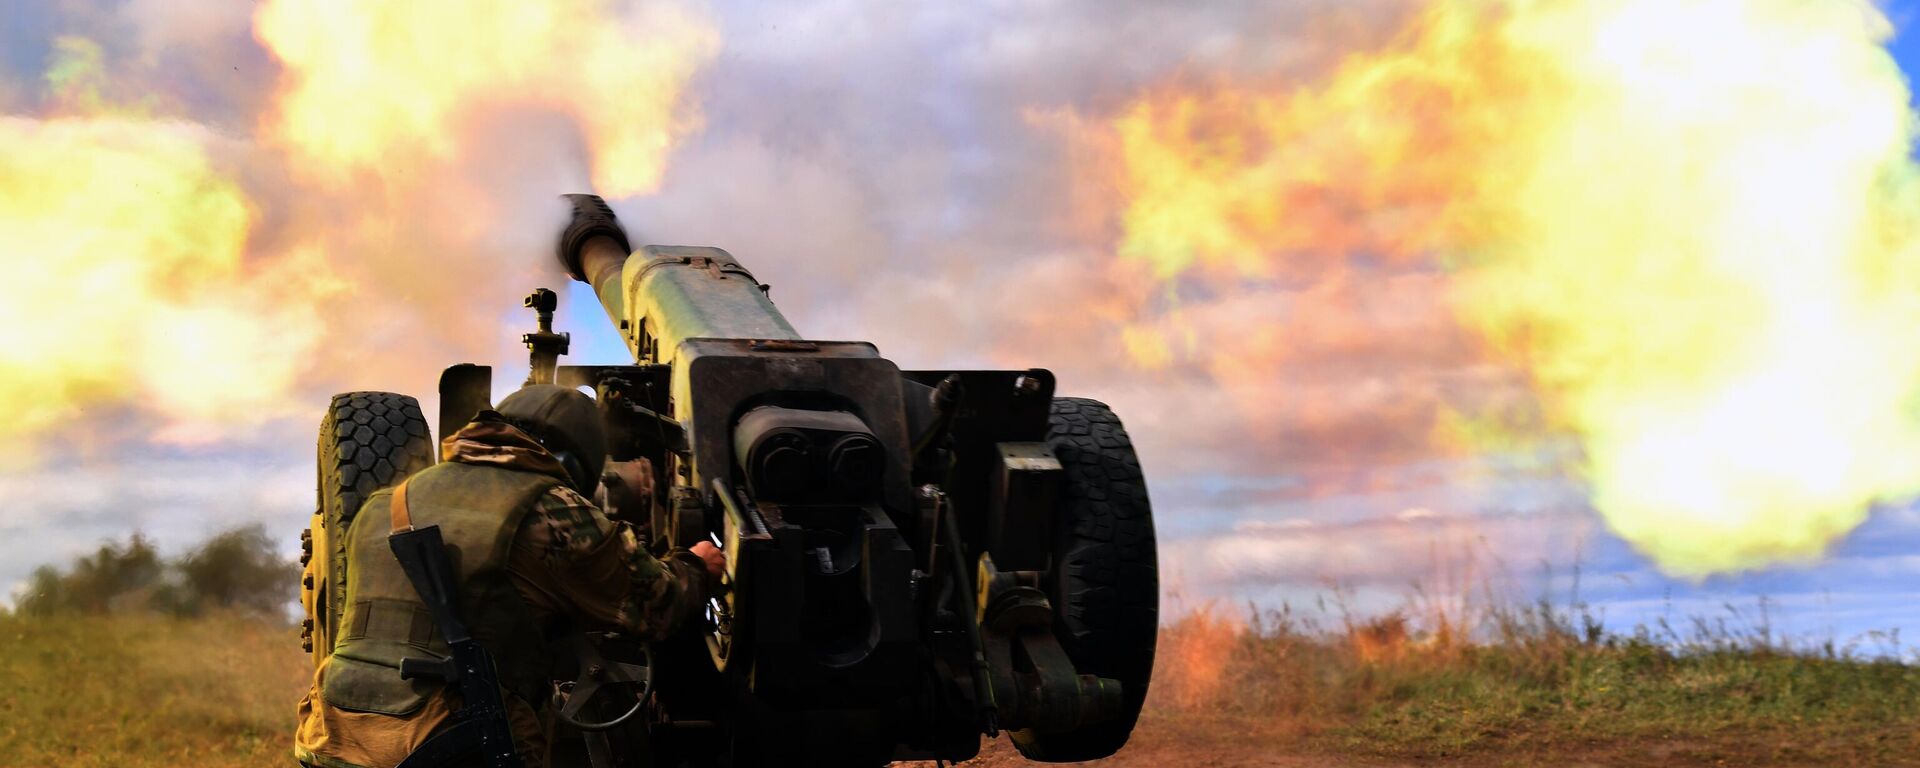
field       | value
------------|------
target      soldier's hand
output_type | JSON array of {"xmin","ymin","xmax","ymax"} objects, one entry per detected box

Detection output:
[{"xmin": 690, "ymin": 541, "xmax": 725, "ymax": 580}]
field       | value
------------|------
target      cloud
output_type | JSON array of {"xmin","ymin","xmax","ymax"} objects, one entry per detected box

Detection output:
[
  {"xmin": 3, "ymin": 0, "xmax": 1916, "ymax": 642},
  {"xmin": 0, "ymin": 0, "xmax": 1517, "ymax": 615},
  {"xmin": 0, "ymin": 441, "xmax": 312, "ymax": 607},
  {"xmin": 0, "ymin": 0, "xmax": 717, "ymax": 458},
  {"xmin": 613, "ymin": 0, "xmax": 1523, "ymax": 485}
]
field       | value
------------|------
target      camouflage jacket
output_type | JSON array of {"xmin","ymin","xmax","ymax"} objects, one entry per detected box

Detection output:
[
  {"xmin": 445, "ymin": 417, "xmax": 705, "ymax": 639},
  {"xmin": 296, "ymin": 416, "xmax": 705, "ymax": 768}
]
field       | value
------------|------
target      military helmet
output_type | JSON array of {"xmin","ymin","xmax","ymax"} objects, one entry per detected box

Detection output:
[{"xmin": 496, "ymin": 384, "xmax": 606, "ymax": 494}]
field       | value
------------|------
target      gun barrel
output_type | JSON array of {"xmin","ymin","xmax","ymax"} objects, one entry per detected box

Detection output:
[
  {"xmin": 558, "ymin": 195, "xmax": 800, "ymax": 365},
  {"xmin": 576, "ymin": 234, "xmax": 631, "ymax": 328},
  {"xmin": 558, "ymin": 194, "xmax": 636, "ymax": 329}
]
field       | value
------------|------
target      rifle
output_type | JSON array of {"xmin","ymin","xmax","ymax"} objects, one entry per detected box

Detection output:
[{"xmin": 388, "ymin": 482, "xmax": 525, "ymax": 768}]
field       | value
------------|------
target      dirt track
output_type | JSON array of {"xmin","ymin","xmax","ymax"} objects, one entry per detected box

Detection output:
[
  {"xmin": 896, "ymin": 711, "xmax": 1783, "ymax": 768},
  {"xmin": 897, "ymin": 712, "xmax": 1389, "ymax": 768},
  {"xmin": 934, "ymin": 733, "xmax": 1336, "ymax": 767}
]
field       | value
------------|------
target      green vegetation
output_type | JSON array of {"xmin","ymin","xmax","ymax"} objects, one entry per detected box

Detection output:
[
  {"xmin": 1149, "ymin": 601, "xmax": 1920, "ymax": 766},
  {"xmin": 13, "ymin": 526, "xmax": 294, "ymax": 618}
]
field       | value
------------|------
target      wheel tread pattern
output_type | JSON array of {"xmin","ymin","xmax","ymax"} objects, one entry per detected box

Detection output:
[
  {"xmin": 314, "ymin": 392, "xmax": 435, "ymax": 655},
  {"xmin": 1011, "ymin": 397, "xmax": 1159, "ymax": 762}
]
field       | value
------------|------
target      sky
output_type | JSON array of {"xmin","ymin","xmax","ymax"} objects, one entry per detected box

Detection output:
[
  {"xmin": 4, "ymin": 0, "xmax": 1920, "ymax": 652},
  {"xmin": 1896, "ymin": 2, "xmax": 1920, "ymax": 96}
]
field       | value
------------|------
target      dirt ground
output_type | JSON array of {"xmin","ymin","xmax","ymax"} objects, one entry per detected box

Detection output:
[
  {"xmin": 4, "ymin": 613, "xmax": 1904, "ymax": 767},
  {"xmin": 896, "ymin": 711, "xmax": 1863, "ymax": 768},
  {"xmin": 899, "ymin": 712, "xmax": 1384, "ymax": 768}
]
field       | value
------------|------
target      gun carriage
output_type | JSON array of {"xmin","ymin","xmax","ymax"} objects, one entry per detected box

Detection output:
[{"xmin": 298, "ymin": 195, "xmax": 1159, "ymax": 766}]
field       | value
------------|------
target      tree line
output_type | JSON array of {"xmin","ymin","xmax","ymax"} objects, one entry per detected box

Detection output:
[{"xmin": 12, "ymin": 525, "xmax": 295, "ymax": 619}]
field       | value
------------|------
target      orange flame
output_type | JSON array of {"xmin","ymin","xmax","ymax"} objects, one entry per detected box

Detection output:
[
  {"xmin": 254, "ymin": 0, "xmax": 717, "ymax": 197},
  {"xmin": 0, "ymin": 41, "xmax": 341, "ymax": 455},
  {"xmin": 0, "ymin": 3, "xmax": 718, "ymax": 462},
  {"xmin": 1077, "ymin": 0, "xmax": 1920, "ymax": 575},
  {"xmin": 1154, "ymin": 604, "xmax": 1244, "ymax": 710}
]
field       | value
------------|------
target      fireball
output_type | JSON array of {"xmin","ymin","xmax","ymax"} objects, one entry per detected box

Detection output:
[{"xmin": 1089, "ymin": 0, "xmax": 1920, "ymax": 575}]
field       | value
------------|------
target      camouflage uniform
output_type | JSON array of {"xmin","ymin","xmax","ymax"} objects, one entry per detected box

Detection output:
[{"xmin": 295, "ymin": 414, "xmax": 705, "ymax": 768}]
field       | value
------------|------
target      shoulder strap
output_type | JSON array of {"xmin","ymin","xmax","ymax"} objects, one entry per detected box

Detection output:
[{"xmin": 391, "ymin": 479, "xmax": 415, "ymax": 533}]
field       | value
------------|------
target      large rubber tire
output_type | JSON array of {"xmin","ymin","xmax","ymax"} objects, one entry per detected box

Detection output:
[
  {"xmin": 1011, "ymin": 397, "xmax": 1159, "ymax": 762},
  {"xmin": 312, "ymin": 392, "xmax": 435, "ymax": 655}
]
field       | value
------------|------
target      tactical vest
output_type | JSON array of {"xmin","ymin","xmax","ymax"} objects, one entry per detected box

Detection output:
[{"xmin": 322, "ymin": 461, "xmax": 563, "ymax": 715}]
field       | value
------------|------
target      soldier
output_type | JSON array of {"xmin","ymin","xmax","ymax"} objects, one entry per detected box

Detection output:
[{"xmin": 295, "ymin": 384, "xmax": 725, "ymax": 768}]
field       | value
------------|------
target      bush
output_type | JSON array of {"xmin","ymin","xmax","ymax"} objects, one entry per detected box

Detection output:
[
  {"xmin": 177, "ymin": 526, "xmax": 297, "ymax": 616},
  {"xmin": 14, "ymin": 525, "xmax": 294, "ymax": 619}
]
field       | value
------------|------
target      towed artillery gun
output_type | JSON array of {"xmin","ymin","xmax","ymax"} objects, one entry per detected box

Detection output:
[{"xmin": 297, "ymin": 195, "xmax": 1159, "ymax": 765}]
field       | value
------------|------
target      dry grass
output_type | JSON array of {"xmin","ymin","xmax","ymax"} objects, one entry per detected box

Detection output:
[
  {"xmin": 4, "ymin": 603, "xmax": 1917, "ymax": 767},
  {"xmin": 1143, "ymin": 600, "xmax": 1920, "ymax": 766},
  {"xmin": 0, "ymin": 611, "xmax": 308, "ymax": 768}
]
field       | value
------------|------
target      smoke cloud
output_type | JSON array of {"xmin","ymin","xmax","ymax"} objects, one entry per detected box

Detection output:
[
  {"xmin": 1050, "ymin": 0, "xmax": 1920, "ymax": 576},
  {"xmin": 0, "ymin": 0, "xmax": 717, "ymax": 462},
  {"xmin": 4, "ymin": 0, "xmax": 1918, "ymax": 620}
]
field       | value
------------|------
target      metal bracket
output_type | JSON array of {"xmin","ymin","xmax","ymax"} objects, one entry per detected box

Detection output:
[
  {"xmin": 521, "ymin": 288, "xmax": 570, "ymax": 386},
  {"xmin": 987, "ymin": 442, "xmax": 1061, "ymax": 571},
  {"xmin": 974, "ymin": 555, "xmax": 1124, "ymax": 734}
]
